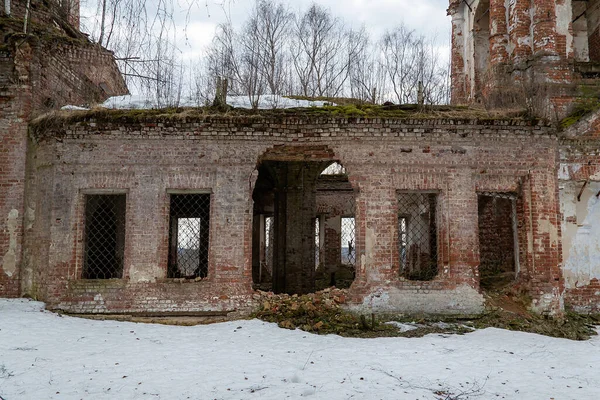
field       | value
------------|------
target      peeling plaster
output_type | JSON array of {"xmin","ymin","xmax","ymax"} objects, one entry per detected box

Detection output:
[
  {"xmin": 25, "ymin": 207, "xmax": 35, "ymax": 230},
  {"xmin": 562, "ymin": 183, "xmax": 600, "ymax": 288},
  {"xmin": 364, "ymin": 225, "xmax": 380, "ymax": 281},
  {"xmin": 555, "ymin": 2, "xmax": 573, "ymax": 57},
  {"xmin": 537, "ymin": 218, "xmax": 559, "ymax": 247},
  {"xmin": 2, "ymin": 209, "xmax": 19, "ymax": 277},
  {"xmin": 129, "ymin": 264, "xmax": 162, "ymax": 283}
]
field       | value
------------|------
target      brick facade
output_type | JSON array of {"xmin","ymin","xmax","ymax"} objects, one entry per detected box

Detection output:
[
  {"xmin": 16, "ymin": 114, "xmax": 566, "ymax": 315},
  {"xmin": 2, "ymin": 0, "xmax": 600, "ymax": 317}
]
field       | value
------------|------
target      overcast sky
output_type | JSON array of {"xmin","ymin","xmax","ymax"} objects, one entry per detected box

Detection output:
[{"xmin": 170, "ymin": 0, "xmax": 451, "ymax": 61}]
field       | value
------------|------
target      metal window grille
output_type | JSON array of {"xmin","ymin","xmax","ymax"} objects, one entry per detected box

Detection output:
[
  {"xmin": 168, "ymin": 194, "xmax": 211, "ymax": 279},
  {"xmin": 341, "ymin": 217, "xmax": 356, "ymax": 266},
  {"xmin": 315, "ymin": 217, "xmax": 321, "ymax": 269},
  {"xmin": 83, "ymin": 194, "xmax": 126, "ymax": 279},
  {"xmin": 397, "ymin": 192, "xmax": 438, "ymax": 280}
]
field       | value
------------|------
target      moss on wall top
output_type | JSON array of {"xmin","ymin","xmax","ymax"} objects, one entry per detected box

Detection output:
[{"xmin": 30, "ymin": 103, "xmax": 546, "ymax": 137}]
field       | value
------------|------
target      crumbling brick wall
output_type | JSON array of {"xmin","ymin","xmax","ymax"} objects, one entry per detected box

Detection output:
[
  {"xmin": 448, "ymin": 0, "xmax": 578, "ymax": 118},
  {"xmin": 6, "ymin": 0, "xmax": 80, "ymax": 29},
  {"xmin": 23, "ymin": 113, "xmax": 569, "ymax": 315},
  {"xmin": 0, "ymin": 7, "xmax": 126, "ymax": 298},
  {"xmin": 558, "ymin": 111, "xmax": 600, "ymax": 314}
]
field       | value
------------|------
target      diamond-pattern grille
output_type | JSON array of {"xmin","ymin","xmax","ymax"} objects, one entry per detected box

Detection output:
[
  {"xmin": 397, "ymin": 192, "xmax": 438, "ymax": 281},
  {"xmin": 341, "ymin": 217, "xmax": 356, "ymax": 266},
  {"xmin": 168, "ymin": 194, "xmax": 211, "ymax": 279},
  {"xmin": 83, "ymin": 194, "xmax": 126, "ymax": 279}
]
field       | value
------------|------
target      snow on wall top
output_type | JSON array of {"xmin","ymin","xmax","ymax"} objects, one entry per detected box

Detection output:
[{"xmin": 84, "ymin": 95, "xmax": 334, "ymax": 110}]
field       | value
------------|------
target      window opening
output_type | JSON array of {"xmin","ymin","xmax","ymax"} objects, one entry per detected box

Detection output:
[
  {"xmin": 341, "ymin": 217, "xmax": 356, "ymax": 266},
  {"xmin": 83, "ymin": 194, "xmax": 126, "ymax": 279},
  {"xmin": 168, "ymin": 194, "xmax": 211, "ymax": 279},
  {"xmin": 321, "ymin": 162, "xmax": 346, "ymax": 175},
  {"xmin": 397, "ymin": 192, "xmax": 438, "ymax": 281}
]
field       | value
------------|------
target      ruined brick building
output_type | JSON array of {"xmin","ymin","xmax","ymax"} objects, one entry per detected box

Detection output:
[{"xmin": 1, "ymin": 0, "xmax": 599, "ymax": 317}]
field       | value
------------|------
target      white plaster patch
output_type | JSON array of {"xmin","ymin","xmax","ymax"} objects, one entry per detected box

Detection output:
[
  {"xmin": 558, "ymin": 164, "xmax": 571, "ymax": 181},
  {"xmin": 537, "ymin": 218, "xmax": 559, "ymax": 247},
  {"xmin": 129, "ymin": 264, "xmax": 162, "ymax": 283},
  {"xmin": 555, "ymin": 2, "xmax": 573, "ymax": 57},
  {"xmin": 563, "ymin": 188, "xmax": 600, "ymax": 288},
  {"xmin": 2, "ymin": 209, "xmax": 19, "ymax": 277},
  {"xmin": 24, "ymin": 207, "xmax": 35, "ymax": 230}
]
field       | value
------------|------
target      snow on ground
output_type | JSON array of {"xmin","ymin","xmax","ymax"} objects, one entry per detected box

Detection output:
[
  {"xmin": 1, "ymin": 299, "xmax": 599, "ymax": 400},
  {"xmin": 95, "ymin": 94, "xmax": 333, "ymax": 110}
]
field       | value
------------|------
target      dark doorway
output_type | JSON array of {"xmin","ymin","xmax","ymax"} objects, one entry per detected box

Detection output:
[
  {"xmin": 477, "ymin": 192, "xmax": 519, "ymax": 290},
  {"xmin": 251, "ymin": 156, "xmax": 355, "ymax": 295}
]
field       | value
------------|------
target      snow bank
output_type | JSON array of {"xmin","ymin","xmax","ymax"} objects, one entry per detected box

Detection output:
[
  {"xmin": 0, "ymin": 298, "xmax": 598, "ymax": 399},
  {"xmin": 96, "ymin": 94, "xmax": 333, "ymax": 110}
]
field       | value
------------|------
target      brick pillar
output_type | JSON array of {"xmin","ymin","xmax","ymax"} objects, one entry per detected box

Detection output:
[
  {"xmin": 523, "ymin": 170, "xmax": 563, "ymax": 315},
  {"xmin": 323, "ymin": 215, "xmax": 341, "ymax": 271},
  {"xmin": 271, "ymin": 162, "xmax": 325, "ymax": 294},
  {"xmin": 0, "ymin": 40, "xmax": 33, "ymax": 298},
  {"xmin": 356, "ymin": 171, "xmax": 396, "ymax": 283},
  {"xmin": 450, "ymin": 5, "xmax": 468, "ymax": 104},
  {"xmin": 531, "ymin": 0, "xmax": 558, "ymax": 57},
  {"xmin": 446, "ymin": 171, "xmax": 479, "ymax": 288},
  {"xmin": 489, "ymin": 0, "xmax": 509, "ymax": 66},
  {"xmin": 508, "ymin": 0, "xmax": 533, "ymax": 63}
]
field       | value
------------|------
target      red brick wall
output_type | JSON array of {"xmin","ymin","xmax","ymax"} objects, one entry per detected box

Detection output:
[
  {"xmin": 0, "ymin": 42, "xmax": 32, "ymax": 298},
  {"xmin": 23, "ymin": 114, "xmax": 568, "ymax": 314},
  {"xmin": 0, "ymin": 18, "xmax": 126, "ymax": 298}
]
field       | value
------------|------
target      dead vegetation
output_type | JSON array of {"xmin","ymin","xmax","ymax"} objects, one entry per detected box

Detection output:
[{"xmin": 252, "ymin": 286, "xmax": 599, "ymax": 341}]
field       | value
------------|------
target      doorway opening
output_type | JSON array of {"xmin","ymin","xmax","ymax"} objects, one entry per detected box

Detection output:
[
  {"xmin": 252, "ymin": 156, "xmax": 355, "ymax": 294},
  {"xmin": 477, "ymin": 192, "xmax": 520, "ymax": 290}
]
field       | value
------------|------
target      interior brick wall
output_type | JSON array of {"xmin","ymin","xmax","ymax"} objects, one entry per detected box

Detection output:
[{"xmin": 477, "ymin": 196, "xmax": 515, "ymax": 277}]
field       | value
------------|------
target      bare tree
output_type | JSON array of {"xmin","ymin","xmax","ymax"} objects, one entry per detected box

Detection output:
[
  {"xmin": 80, "ymin": 0, "xmax": 449, "ymax": 107},
  {"xmin": 291, "ymin": 4, "xmax": 346, "ymax": 97},
  {"xmin": 380, "ymin": 25, "xmax": 449, "ymax": 105},
  {"xmin": 247, "ymin": 0, "xmax": 293, "ymax": 96}
]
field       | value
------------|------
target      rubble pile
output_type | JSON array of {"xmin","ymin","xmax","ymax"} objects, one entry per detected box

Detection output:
[{"xmin": 253, "ymin": 288, "xmax": 365, "ymax": 334}]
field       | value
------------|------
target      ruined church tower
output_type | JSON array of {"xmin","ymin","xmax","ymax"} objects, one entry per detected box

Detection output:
[{"xmin": 448, "ymin": 0, "xmax": 600, "ymax": 117}]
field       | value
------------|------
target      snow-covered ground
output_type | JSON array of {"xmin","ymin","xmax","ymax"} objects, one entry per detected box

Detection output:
[
  {"xmin": 89, "ymin": 94, "xmax": 333, "ymax": 110},
  {"xmin": 1, "ymin": 299, "xmax": 598, "ymax": 400}
]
